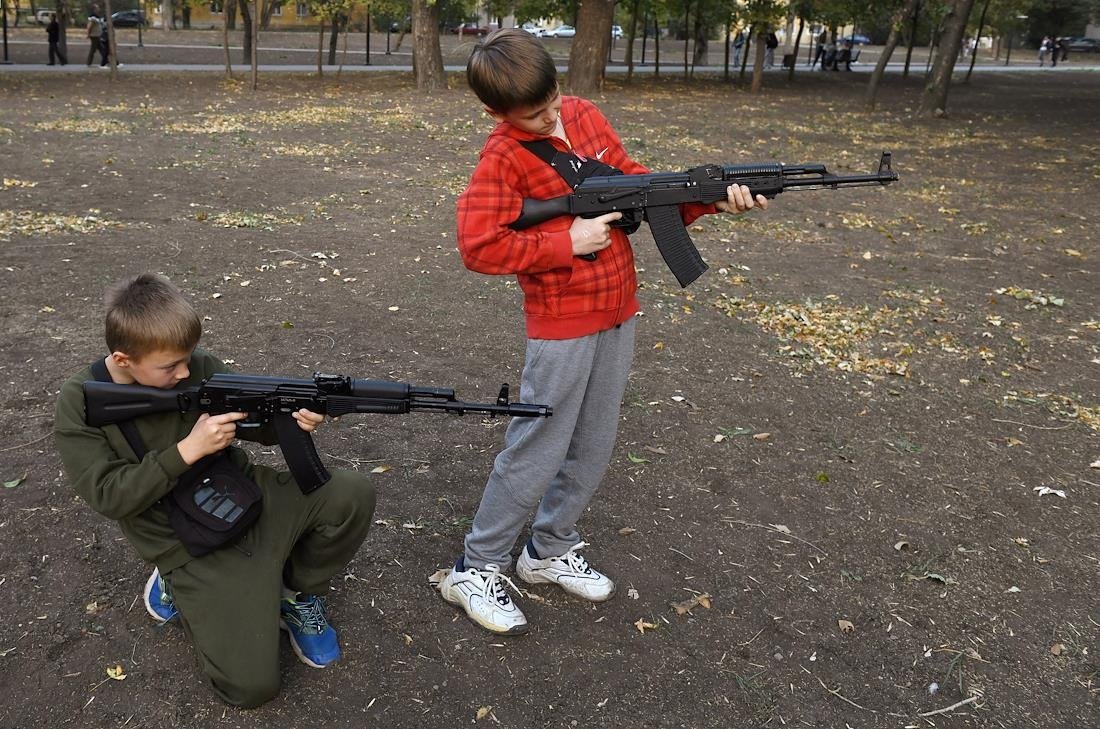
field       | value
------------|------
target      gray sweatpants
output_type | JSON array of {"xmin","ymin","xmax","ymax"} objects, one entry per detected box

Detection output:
[{"xmin": 464, "ymin": 317, "xmax": 636, "ymax": 570}]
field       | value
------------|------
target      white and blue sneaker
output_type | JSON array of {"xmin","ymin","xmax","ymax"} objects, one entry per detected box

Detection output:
[
  {"xmin": 143, "ymin": 568, "xmax": 178, "ymax": 623},
  {"xmin": 439, "ymin": 559, "xmax": 528, "ymax": 635},
  {"xmin": 516, "ymin": 541, "xmax": 616, "ymax": 602},
  {"xmin": 280, "ymin": 594, "xmax": 340, "ymax": 668}
]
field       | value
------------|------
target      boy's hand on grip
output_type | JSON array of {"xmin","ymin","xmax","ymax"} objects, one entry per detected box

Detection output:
[
  {"xmin": 715, "ymin": 183, "xmax": 768, "ymax": 214},
  {"xmin": 570, "ymin": 211, "xmax": 622, "ymax": 257},
  {"xmin": 178, "ymin": 411, "xmax": 248, "ymax": 465},
  {"xmin": 292, "ymin": 408, "xmax": 324, "ymax": 433}
]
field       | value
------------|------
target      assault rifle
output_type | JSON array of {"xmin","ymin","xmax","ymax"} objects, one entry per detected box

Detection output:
[
  {"xmin": 510, "ymin": 152, "xmax": 899, "ymax": 288},
  {"xmin": 84, "ymin": 372, "xmax": 552, "ymax": 493}
]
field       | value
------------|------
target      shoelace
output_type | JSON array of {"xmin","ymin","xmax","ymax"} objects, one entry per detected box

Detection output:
[
  {"xmin": 560, "ymin": 541, "xmax": 593, "ymax": 575},
  {"xmin": 287, "ymin": 596, "xmax": 329, "ymax": 635},
  {"xmin": 477, "ymin": 564, "xmax": 522, "ymax": 607}
]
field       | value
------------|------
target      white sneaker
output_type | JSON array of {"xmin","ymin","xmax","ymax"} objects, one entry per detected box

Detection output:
[
  {"xmin": 516, "ymin": 541, "xmax": 616, "ymax": 602},
  {"xmin": 439, "ymin": 562, "xmax": 528, "ymax": 635}
]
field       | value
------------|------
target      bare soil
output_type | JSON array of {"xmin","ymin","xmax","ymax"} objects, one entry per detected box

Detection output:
[{"xmin": 0, "ymin": 68, "xmax": 1097, "ymax": 729}]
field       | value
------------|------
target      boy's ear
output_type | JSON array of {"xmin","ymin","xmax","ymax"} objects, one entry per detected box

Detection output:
[
  {"xmin": 110, "ymin": 351, "xmax": 135, "ymax": 369},
  {"xmin": 485, "ymin": 106, "xmax": 506, "ymax": 123}
]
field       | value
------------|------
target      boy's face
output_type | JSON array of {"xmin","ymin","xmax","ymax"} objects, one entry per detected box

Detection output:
[
  {"xmin": 489, "ymin": 91, "xmax": 563, "ymax": 137},
  {"xmin": 112, "ymin": 347, "xmax": 193, "ymax": 389}
]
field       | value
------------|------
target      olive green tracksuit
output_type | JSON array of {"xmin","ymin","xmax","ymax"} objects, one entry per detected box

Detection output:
[{"xmin": 54, "ymin": 350, "xmax": 375, "ymax": 707}]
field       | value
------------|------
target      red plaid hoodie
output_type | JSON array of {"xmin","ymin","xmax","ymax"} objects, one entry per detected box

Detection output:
[{"xmin": 457, "ymin": 96, "xmax": 715, "ymax": 340}]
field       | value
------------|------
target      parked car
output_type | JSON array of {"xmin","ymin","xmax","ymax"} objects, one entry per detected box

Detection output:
[
  {"xmin": 111, "ymin": 9, "xmax": 147, "ymax": 27},
  {"xmin": 33, "ymin": 9, "xmax": 57, "ymax": 24},
  {"xmin": 1063, "ymin": 37, "xmax": 1100, "ymax": 53},
  {"xmin": 520, "ymin": 22, "xmax": 541, "ymax": 35},
  {"xmin": 544, "ymin": 25, "xmax": 576, "ymax": 38},
  {"xmin": 843, "ymin": 33, "xmax": 871, "ymax": 45},
  {"xmin": 611, "ymin": 24, "xmax": 623, "ymax": 39},
  {"xmin": 451, "ymin": 22, "xmax": 490, "ymax": 35}
]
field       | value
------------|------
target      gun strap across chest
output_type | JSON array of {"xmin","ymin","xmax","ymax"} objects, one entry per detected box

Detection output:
[{"xmin": 519, "ymin": 139, "xmax": 642, "ymax": 235}]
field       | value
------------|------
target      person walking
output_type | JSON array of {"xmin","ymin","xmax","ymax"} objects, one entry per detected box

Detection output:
[
  {"xmin": 85, "ymin": 6, "xmax": 107, "ymax": 66},
  {"xmin": 810, "ymin": 29, "xmax": 827, "ymax": 69},
  {"xmin": 47, "ymin": 15, "xmax": 67, "ymax": 65},
  {"xmin": 764, "ymin": 31, "xmax": 779, "ymax": 69},
  {"xmin": 1038, "ymin": 36, "xmax": 1050, "ymax": 67}
]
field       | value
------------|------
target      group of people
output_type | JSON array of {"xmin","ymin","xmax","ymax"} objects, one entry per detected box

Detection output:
[
  {"xmin": 43, "ymin": 4, "xmax": 118, "ymax": 67},
  {"xmin": 54, "ymin": 28, "xmax": 770, "ymax": 708},
  {"xmin": 1038, "ymin": 36, "xmax": 1068, "ymax": 67},
  {"xmin": 811, "ymin": 30, "xmax": 856, "ymax": 71}
]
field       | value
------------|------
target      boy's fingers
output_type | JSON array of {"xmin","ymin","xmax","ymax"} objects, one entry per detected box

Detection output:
[
  {"xmin": 210, "ymin": 411, "xmax": 249, "ymax": 423},
  {"xmin": 595, "ymin": 211, "xmax": 623, "ymax": 224}
]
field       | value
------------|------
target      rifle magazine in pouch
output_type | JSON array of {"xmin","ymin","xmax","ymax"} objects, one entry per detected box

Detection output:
[{"xmin": 166, "ymin": 453, "xmax": 262, "ymax": 557}]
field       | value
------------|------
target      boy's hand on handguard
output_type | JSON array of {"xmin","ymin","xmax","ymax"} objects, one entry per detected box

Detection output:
[
  {"xmin": 570, "ymin": 212, "xmax": 623, "ymax": 257},
  {"xmin": 715, "ymin": 184, "xmax": 768, "ymax": 215},
  {"xmin": 292, "ymin": 408, "xmax": 324, "ymax": 433},
  {"xmin": 177, "ymin": 411, "xmax": 248, "ymax": 465}
]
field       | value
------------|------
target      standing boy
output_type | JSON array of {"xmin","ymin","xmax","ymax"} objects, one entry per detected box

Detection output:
[
  {"xmin": 440, "ymin": 29, "xmax": 768, "ymax": 634},
  {"xmin": 47, "ymin": 15, "xmax": 68, "ymax": 66},
  {"xmin": 54, "ymin": 273, "xmax": 375, "ymax": 707}
]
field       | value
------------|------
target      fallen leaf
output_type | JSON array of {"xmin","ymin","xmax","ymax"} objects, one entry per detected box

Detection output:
[
  {"xmin": 370, "ymin": 465, "xmax": 391, "ymax": 474},
  {"xmin": 893, "ymin": 540, "xmax": 910, "ymax": 551},
  {"xmin": 1090, "ymin": 459, "xmax": 1100, "ymax": 469},
  {"xmin": 1063, "ymin": 248, "xmax": 1083, "ymax": 258},
  {"xmin": 752, "ymin": 432, "xmax": 771, "ymax": 441},
  {"xmin": 476, "ymin": 706, "xmax": 492, "ymax": 721},
  {"xmin": 634, "ymin": 618, "xmax": 658, "ymax": 634},
  {"xmin": 427, "ymin": 568, "xmax": 450, "ymax": 588},
  {"xmin": 627, "ymin": 588, "xmax": 640, "ymax": 600},
  {"xmin": 1005, "ymin": 437, "xmax": 1025, "ymax": 447},
  {"xmin": 838, "ymin": 619, "xmax": 855, "ymax": 634},
  {"xmin": 1032, "ymin": 486, "xmax": 1066, "ymax": 498},
  {"xmin": 626, "ymin": 452, "xmax": 650, "ymax": 464},
  {"xmin": 618, "ymin": 527, "xmax": 636, "ymax": 536},
  {"xmin": 670, "ymin": 593, "xmax": 713, "ymax": 615},
  {"xmin": 769, "ymin": 524, "xmax": 791, "ymax": 535},
  {"xmin": 106, "ymin": 664, "xmax": 126, "ymax": 680},
  {"xmin": 1051, "ymin": 643, "xmax": 1066, "ymax": 656},
  {"xmin": 3, "ymin": 474, "xmax": 26, "ymax": 489}
]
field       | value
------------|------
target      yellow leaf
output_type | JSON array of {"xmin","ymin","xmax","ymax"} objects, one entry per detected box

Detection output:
[
  {"xmin": 476, "ymin": 706, "xmax": 492, "ymax": 721},
  {"xmin": 370, "ymin": 465, "xmax": 391, "ymax": 474},
  {"xmin": 106, "ymin": 664, "xmax": 127, "ymax": 680},
  {"xmin": 634, "ymin": 618, "xmax": 658, "ymax": 634}
]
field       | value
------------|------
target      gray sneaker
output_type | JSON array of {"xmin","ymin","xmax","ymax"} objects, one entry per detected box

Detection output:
[
  {"xmin": 439, "ymin": 561, "xmax": 528, "ymax": 635},
  {"xmin": 516, "ymin": 541, "xmax": 615, "ymax": 602}
]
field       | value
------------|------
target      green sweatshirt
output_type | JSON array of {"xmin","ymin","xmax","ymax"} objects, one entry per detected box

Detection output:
[{"xmin": 54, "ymin": 349, "xmax": 277, "ymax": 574}]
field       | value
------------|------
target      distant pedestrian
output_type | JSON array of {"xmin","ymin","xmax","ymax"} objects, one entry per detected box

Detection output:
[
  {"xmin": 86, "ymin": 7, "xmax": 108, "ymax": 66},
  {"xmin": 1038, "ymin": 36, "xmax": 1050, "ymax": 67},
  {"xmin": 47, "ymin": 16, "xmax": 68, "ymax": 66},
  {"xmin": 1050, "ymin": 37, "xmax": 1062, "ymax": 67},
  {"xmin": 811, "ymin": 29, "xmax": 827, "ymax": 68},
  {"xmin": 764, "ymin": 31, "xmax": 778, "ymax": 69},
  {"xmin": 821, "ymin": 37, "xmax": 837, "ymax": 71},
  {"xmin": 836, "ymin": 39, "xmax": 854, "ymax": 71}
]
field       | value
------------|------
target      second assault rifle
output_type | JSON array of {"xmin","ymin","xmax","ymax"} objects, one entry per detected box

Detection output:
[
  {"xmin": 510, "ymin": 152, "xmax": 899, "ymax": 288},
  {"xmin": 84, "ymin": 372, "xmax": 552, "ymax": 493}
]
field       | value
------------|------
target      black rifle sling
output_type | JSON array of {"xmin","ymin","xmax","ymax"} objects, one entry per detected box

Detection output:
[
  {"xmin": 90, "ymin": 358, "xmax": 147, "ymax": 459},
  {"xmin": 519, "ymin": 139, "xmax": 642, "ymax": 235}
]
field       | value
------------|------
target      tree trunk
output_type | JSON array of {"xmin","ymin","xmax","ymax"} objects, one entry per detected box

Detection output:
[
  {"xmin": 238, "ymin": 0, "xmax": 251, "ymax": 64},
  {"xmin": 103, "ymin": 0, "xmax": 118, "ymax": 78},
  {"xmin": 568, "ymin": 0, "xmax": 614, "ymax": 95},
  {"xmin": 327, "ymin": 13, "xmax": 342, "ymax": 67},
  {"xmin": 692, "ymin": 8, "xmax": 707, "ymax": 67},
  {"xmin": 223, "ymin": 1, "xmax": 231, "ymax": 76},
  {"xmin": 162, "ymin": 0, "xmax": 172, "ymax": 30},
  {"xmin": 917, "ymin": 0, "xmax": 977, "ymax": 117},
  {"xmin": 625, "ymin": 0, "xmax": 640, "ymax": 83},
  {"xmin": 260, "ymin": 0, "xmax": 281, "ymax": 30},
  {"xmin": 750, "ymin": 28, "xmax": 765, "ymax": 92},
  {"xmin": 787, "ymin": 16, "xmax": 804, "ymax": 81},
  {"xmin": 865, "ymin": 0, "xmax": 921, "ymax": 110},
  {"xmin": 316, "ymin": 18, "xmax": 323, "ymax": 76},
  {"xmin": 411, "ymin": 0, "xmax": 445, "ymax": 91},
  {"xmin": 226, "ymin": 0, "xmax": 236, "ymax": 31},
  {"xmin": 964, "ymin": 0, "xmax": 989, "ymax": 82},
  {"xmin": 249, "ymin": 0, "xmax": 257, "ymax": 90},
  {"xmin": 739, "ymin": 24, "xmax": 752, "ymax": 81},
  {"xmin": 54, "ymin": 0, "xmax": 68, "ymax": 58}
]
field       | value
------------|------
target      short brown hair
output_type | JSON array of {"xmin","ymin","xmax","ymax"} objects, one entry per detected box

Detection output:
[
  {"xmin": 467, "ymin": 29, "xmax": 558, "ymax": 113},
  {"xmin": 104, "ymin": 273, "xmax": 202, "ymax": 359}
]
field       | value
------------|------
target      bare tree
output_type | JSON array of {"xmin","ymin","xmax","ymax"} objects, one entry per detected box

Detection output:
[
  {"xmin": 411, "ymin": 0, "xmax": 445, "ymax": 91},
  {"xmin": 568, "ymin": 0, "xmax": 615, "ymax": 95},
  {"xmin": 865, "ymin": 0, "xmax": 922, "ymax": 110},
  {"xmin": 917, "ymin": 0, "xmax": 977, "ymax": 117}
]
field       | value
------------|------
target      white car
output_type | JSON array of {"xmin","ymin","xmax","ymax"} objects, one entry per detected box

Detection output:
[
  {"xmin": 520, "ymin": 23, "xmax": 541, "ymax": 35},
  {"xmin": 611, "ymin": 25, "xmax": 623, "ymax": 39},
  {"xmin": 545, "ymin": 25, "xmax": 576, "ymax": 38}
]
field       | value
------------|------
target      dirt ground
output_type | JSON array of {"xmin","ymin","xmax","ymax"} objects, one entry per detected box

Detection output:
[{"xmin": 0, "ymin": 67, "xmax": 1097, "ymax": 729}]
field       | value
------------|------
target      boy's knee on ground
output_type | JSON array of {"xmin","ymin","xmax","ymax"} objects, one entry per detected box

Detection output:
[
  {"xmin": 212, "ymin": 668, "xmax": 281, "ymax": 709},
  {"xmin": 322, "ymin": 470, "xmax": 376, "ymax": 522}
]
